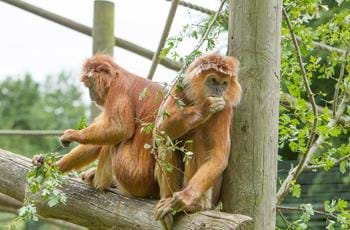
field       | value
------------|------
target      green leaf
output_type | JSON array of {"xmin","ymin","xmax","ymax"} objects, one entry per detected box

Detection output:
[
  {"xmin": 138, "ymin": 87, "xmax": 149, "ymax": 101},
  {"xmin": 290, "ymin": 180, "xmax": 301, "ymax": 198},
  {"xmin": 176, "ymin": 99, "xmax": 185, "ymax": 109},
  {"xmin": 160, "ymin": 47, "xmax": 171, "ymax": 58},
  {"xmin": 76, "ymin": 116, "xmax": 87, "ymax": 130},
  {"xmin": 215, "ymin": 202, "xmax": 223, "ymax": 211}
]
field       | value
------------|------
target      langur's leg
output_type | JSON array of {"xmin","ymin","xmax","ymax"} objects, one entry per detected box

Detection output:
[{"xmin": 81, "ymin": 146, "xmax": 114, "ymax": 190}]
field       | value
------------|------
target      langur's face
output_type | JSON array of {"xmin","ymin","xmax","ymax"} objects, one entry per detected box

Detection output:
[
  {"xmin": 81, "ymin": 71, "xmax": 104, "ymax": 105},
  {"xmin": 204, "ymin": 73, "xmax": 230, "ymax": 97}
]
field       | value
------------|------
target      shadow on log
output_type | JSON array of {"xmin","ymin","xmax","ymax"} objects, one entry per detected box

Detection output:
[{"xmin": 0, "ymin": 149, "xmax": 252, "ymax": 229}]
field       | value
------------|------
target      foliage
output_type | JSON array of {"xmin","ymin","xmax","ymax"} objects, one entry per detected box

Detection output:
[
  {"xmin": 7, "ymin": 153, "xmax": 68, "ymax": 228},
  {"xmin": 279, "ymin": 0, "xmax": 350, "ymax": 228},
  {"xmin": 160, "ymin": 10, "xmax": 227, "ymax": 62},
  {"xmin": 0, "ymin": 73, "xmax": 87, "ymax": 228},
  {"xmin": 75, "ymin": 115, "xmax": 88, "ymax": 130},
  {"xmin": 0, "ymin": 73, "xmax": 87, "ymax": 157}
]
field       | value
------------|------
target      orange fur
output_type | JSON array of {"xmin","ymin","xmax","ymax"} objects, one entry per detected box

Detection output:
[
  {"xmin": 57, "ymin": 54, "xmax": 163, "ymax": 196},
  {"xmin": 154, "ymin": 53, "xmax": 242, "ymax": 226}
]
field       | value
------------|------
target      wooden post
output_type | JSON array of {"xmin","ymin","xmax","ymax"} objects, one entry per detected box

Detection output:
[
  {"xmin": 147, "ymin": 0, "xmax": 179, "ymax": 80},
  {"xmin": 221, "ymin": 0, "xmax": 282, "ymax": 229},
  {"xmin": 91, "ymin": 0, "xmax": 114, "ymax": 119}
]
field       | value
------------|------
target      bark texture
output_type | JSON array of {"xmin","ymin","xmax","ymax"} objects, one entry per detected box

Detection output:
[
  {"xmin": 221, "ymin": 0, "xmax": 282, "ymax": 229},
  {"xmin": 0, "ymin": 149, "xmax": 252, "ymax": 229}
]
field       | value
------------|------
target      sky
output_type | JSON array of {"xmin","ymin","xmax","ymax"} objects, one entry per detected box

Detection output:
[{"xmin": 0, "ymin": 0, "xmax": 220, "ymax": 86}]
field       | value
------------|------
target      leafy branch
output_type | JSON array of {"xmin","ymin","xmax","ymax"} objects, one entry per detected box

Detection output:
[
  {"xmin": 277, "ymin": 7, "xmax": 319, "ymax": 204},
  {"xmin": 277, "ymin": 6, "xmax": 350, "ymax": 205},
  {"xmin": 305, "ymin": 152, "xmax": 350, "ymax": 171},
  {"xmin": 7, "ymin": 152, "xmax": 68, "ymax": 228},
  {"xmin": 278, "ymin": 199, "xmax": 350, "ymax": 229}
]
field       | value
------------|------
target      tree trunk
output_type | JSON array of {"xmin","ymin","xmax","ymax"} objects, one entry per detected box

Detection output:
[
  {"xmin": 221, "ymin": 0, "xmax": 282, "ymax": 229},
  {"xmin": 0, "ymin": 149, "xmax": 252, "ymax": 229}
]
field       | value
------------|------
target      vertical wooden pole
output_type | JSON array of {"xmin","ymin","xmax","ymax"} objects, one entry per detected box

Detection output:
[
  {"xmin": 221, "ymin": 0, "xmax": 282, "ymax": 229},
  {"xmin": 91, "ymin": 0, "xmax": 114, "ymax": 119},
  {"xmin": 147, "ymin": 0, "xmax": 179, "ymax": 80}
]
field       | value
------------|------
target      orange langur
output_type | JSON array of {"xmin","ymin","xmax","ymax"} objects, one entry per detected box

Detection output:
[
  {"xmin": 56, "ymin": 54, "xmax": 163, "ymax": 197},
  {"xmin": 154, "ymin": 53, "xmax": 242, "ymax": 228}
]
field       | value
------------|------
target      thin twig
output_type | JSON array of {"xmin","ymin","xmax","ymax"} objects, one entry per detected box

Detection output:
[
  {"xmin": 277, "ymin": 205, "xmax": 337, "ymax": 219},
  {"xmin": 277, "ymin": 7, "xmax": 319, "ymax": 204},
  {"xmin": 306, "ymin": 153, "xmax": 350, "ymax": 170},
  {"xmin": 332, "ymin": 48, "xmax": 349, "ymax": 117},
  {"xmin": 278, "ymin": 209, "xmax": 292, "ymax": 228}
]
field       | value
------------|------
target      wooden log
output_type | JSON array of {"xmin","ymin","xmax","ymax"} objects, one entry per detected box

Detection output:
[{"xmin": 0, "ymin": 149, "xmax": 252, "ymax": 229}]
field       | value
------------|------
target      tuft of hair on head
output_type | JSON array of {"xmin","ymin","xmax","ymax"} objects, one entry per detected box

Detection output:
[
  {"xmin": 81, "ymin": 54, "xmax": 119, "ymax": 101},
  {"xmin": 186, "ymin": 52, "xmax": 240, "ymax": 78},
  {"xmin": 82, "ymin": 53, "xmax": 118, "ymax": 76},
  {"xmin": 81, "ymin": 53, "xmax": 118, "ymax": 83}
]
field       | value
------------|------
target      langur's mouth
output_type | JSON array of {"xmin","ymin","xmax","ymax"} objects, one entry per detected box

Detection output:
[{"xmin": 210, "ymin": 93, "xmax": 223, "ymax": 97}]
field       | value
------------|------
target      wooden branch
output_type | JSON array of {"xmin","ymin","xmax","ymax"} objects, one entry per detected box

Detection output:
[
  {"xmin": 0, "ymin": 149, "xmax": 252, "ymax": 229},
  {"xmin": 0, "ymin": 0, "xmax": 345, "ymax": 73},
  {"xmin": 0, "ymin": 130, "xmax": 63, "ymax": 136},
  {"xmin": 0, "ymin": 193, "xmax": 22, "ymax": 210}
]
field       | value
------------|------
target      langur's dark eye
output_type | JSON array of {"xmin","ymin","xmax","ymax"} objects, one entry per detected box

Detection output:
[{"xmin": 223, "ymin": 81, "xmax": 228, "ymax": 85}]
